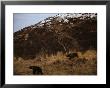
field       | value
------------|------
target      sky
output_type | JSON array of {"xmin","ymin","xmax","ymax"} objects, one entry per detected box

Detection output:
[
  {"xmin": 13, "ymin": 13, "xmax": 58, "ymax": 32},
  {"xmin": 13, "ymin": 13, "xmax": 96, "ymax": 32}
]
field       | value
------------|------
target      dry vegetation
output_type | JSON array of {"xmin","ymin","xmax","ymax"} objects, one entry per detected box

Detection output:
[
  {"xmin": 14, "ymin": 50, "xmax": 97, "ymax": 75},
  {"xmin": 14, "ymin": 13, "xmax": 97, "ymax": 75}
]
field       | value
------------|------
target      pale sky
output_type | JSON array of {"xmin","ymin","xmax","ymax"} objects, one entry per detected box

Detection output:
[
  {"xmin": 13, "ymin": 13, "xmax": 57, "ymax": 32},
  {"xmin": 13, "ymin": 13, "xmax": 96, "ymax": 32}
]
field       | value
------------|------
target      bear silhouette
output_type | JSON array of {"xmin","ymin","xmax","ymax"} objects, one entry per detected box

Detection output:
[
  {"xmin": 66, "ymin": 52, "xmax": 78, "ymax": 60},
  {"xmin": 29, "ymin": 66, "xmax": 43, "ymax": 75}
]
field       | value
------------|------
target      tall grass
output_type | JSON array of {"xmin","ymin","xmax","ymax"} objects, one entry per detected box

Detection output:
[{"xmin": 14, "ymin": 50, "xmax": 97, "ymax": 75}]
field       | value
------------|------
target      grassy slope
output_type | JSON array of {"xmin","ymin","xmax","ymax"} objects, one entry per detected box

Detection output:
[{"xmin": 14, "ymin": 50, "xmax": 97, "ymax": 75}]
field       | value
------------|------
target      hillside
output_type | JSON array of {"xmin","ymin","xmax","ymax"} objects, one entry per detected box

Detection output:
[
  {"xmin": 14, "ymin": 13, "xmax": 97, "ymax": 75},
  {"xmin": 14, "ymin": 13, "xmax": 97, "ymax": 59}
]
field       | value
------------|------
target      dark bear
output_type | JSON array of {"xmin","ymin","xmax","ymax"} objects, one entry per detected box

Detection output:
[
  {"xmin": 29, "ymin": 66, "xmax": 43, "ymax": 75},
  {"xmin": 66, "ymin": 52, "xmax": 78, "ymax": 60}
]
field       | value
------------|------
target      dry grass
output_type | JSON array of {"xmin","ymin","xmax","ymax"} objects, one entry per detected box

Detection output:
[{"xmin": 14, "ymin": 50, "xmax": 97, "ymax": 75}]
